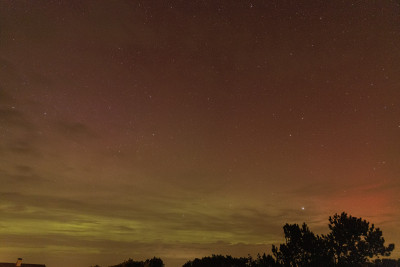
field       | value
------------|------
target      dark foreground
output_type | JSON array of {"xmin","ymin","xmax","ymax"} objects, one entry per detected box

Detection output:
[{"xmin": 93, "ymin": 213, "xmax": 398, "ymax": 267}]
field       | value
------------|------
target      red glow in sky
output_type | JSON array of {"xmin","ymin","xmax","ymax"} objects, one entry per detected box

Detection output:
[{"xmin": 0, "ymin": 1, "xmax": 399, "ymax": 267}]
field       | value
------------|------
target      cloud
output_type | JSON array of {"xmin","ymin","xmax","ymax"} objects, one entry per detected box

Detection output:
[
  {"xmin": 0, "ymin": 189, "xmax": 285, "ymax": 246},
  {"xmin": 0, "ymin": 89, "xmax": 14, "ymax": 104},
  {"xmin": 0, "ymin": 106, "xmax": 32, "ymax": 129},
  {"xmin": 0, "ymin": 58, "xmax": 22, "ymax": 86},
  {"xmin": 0, "ymin": 88, "xmax": 40, "ymax": 159},
  {"xmin": 14, "ymin": 164, "xmax": 34, "ymax": 173},
  {"xmin": 54, "ymin": 120, "xmax": 96, "ymax": 140},
  {"xmin": 3, "ymin": 140, "xmax": 39, "ymax": 155},
  {"xmin": 0, "ymin": 234, "xmax": 274, "ymax": 267}
]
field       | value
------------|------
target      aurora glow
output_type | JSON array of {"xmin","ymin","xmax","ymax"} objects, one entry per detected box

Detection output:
[{"xmin": 0, "ymin": 1, "xmax": 400, "ymax": 267}]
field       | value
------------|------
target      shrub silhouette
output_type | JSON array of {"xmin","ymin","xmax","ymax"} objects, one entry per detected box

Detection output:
[
  {"xmin": 109, "ymin": 257, "xmax": 164, "ymax": 267},
  {"xmin": 182, "ymin": 254, "xmax": 250, "ymax": 267}
]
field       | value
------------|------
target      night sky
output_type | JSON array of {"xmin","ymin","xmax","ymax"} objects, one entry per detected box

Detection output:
[{"xmin": 1, "ymin": 1, "xmax": 400, "ymax": 267}]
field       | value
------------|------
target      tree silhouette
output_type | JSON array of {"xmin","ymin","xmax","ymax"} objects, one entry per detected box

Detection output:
[
  {"xmin": 373, "ymin": 258, "xmax": 400, "ymax": 266},
  {"xmin": 182, "ymin": 254, "xmax": 250, "ymax": 267},
  {"xmin": 253, "ymin": 253, "xmax": 279, "ymax": 267},
  {"xmin": 271, "ymin": 212, "xmax": 394, "ymax": 266},
  {"xmin": 144, "ymin": 257, "xmax": 164, "ymax": 267},
  {"xmin": 110, "ymin": 257, "xmax": 164, "ymax": 267},
  {"xmin": 272, "ymin": 223, "xmax": 332, "ymax": 266},
  {"xmin": 326, "ymin": 212, "xmax": 394, "ymax": 266}
]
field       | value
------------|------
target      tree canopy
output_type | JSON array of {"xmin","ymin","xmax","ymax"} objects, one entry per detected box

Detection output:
[
  {"xmin": 272, "ymin": 223, "xmax": 332, "ymax": 266},
  {"xmin": 271, "ymin": 212, "xmax": 394, "ymax": 266},
  {"xmin": 327, "ymin": 212, "xmax": 395, "ymax": 266}
]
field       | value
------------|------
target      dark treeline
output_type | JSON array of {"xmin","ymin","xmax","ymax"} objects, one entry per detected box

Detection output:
[
  {"xmin": 92, "ymin": 212, "xmax": 398, "ymax": 267},
  {"xmin": 110, "ymin": 257, "xmax": 164, "ymax": 267},
  {"xmin": 91, "ymin": 257, "xmax": 164, "ymax": 267},
  {"xmin": 182, "ymin": 254, "xmax": 400, "ymax": 267}
]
